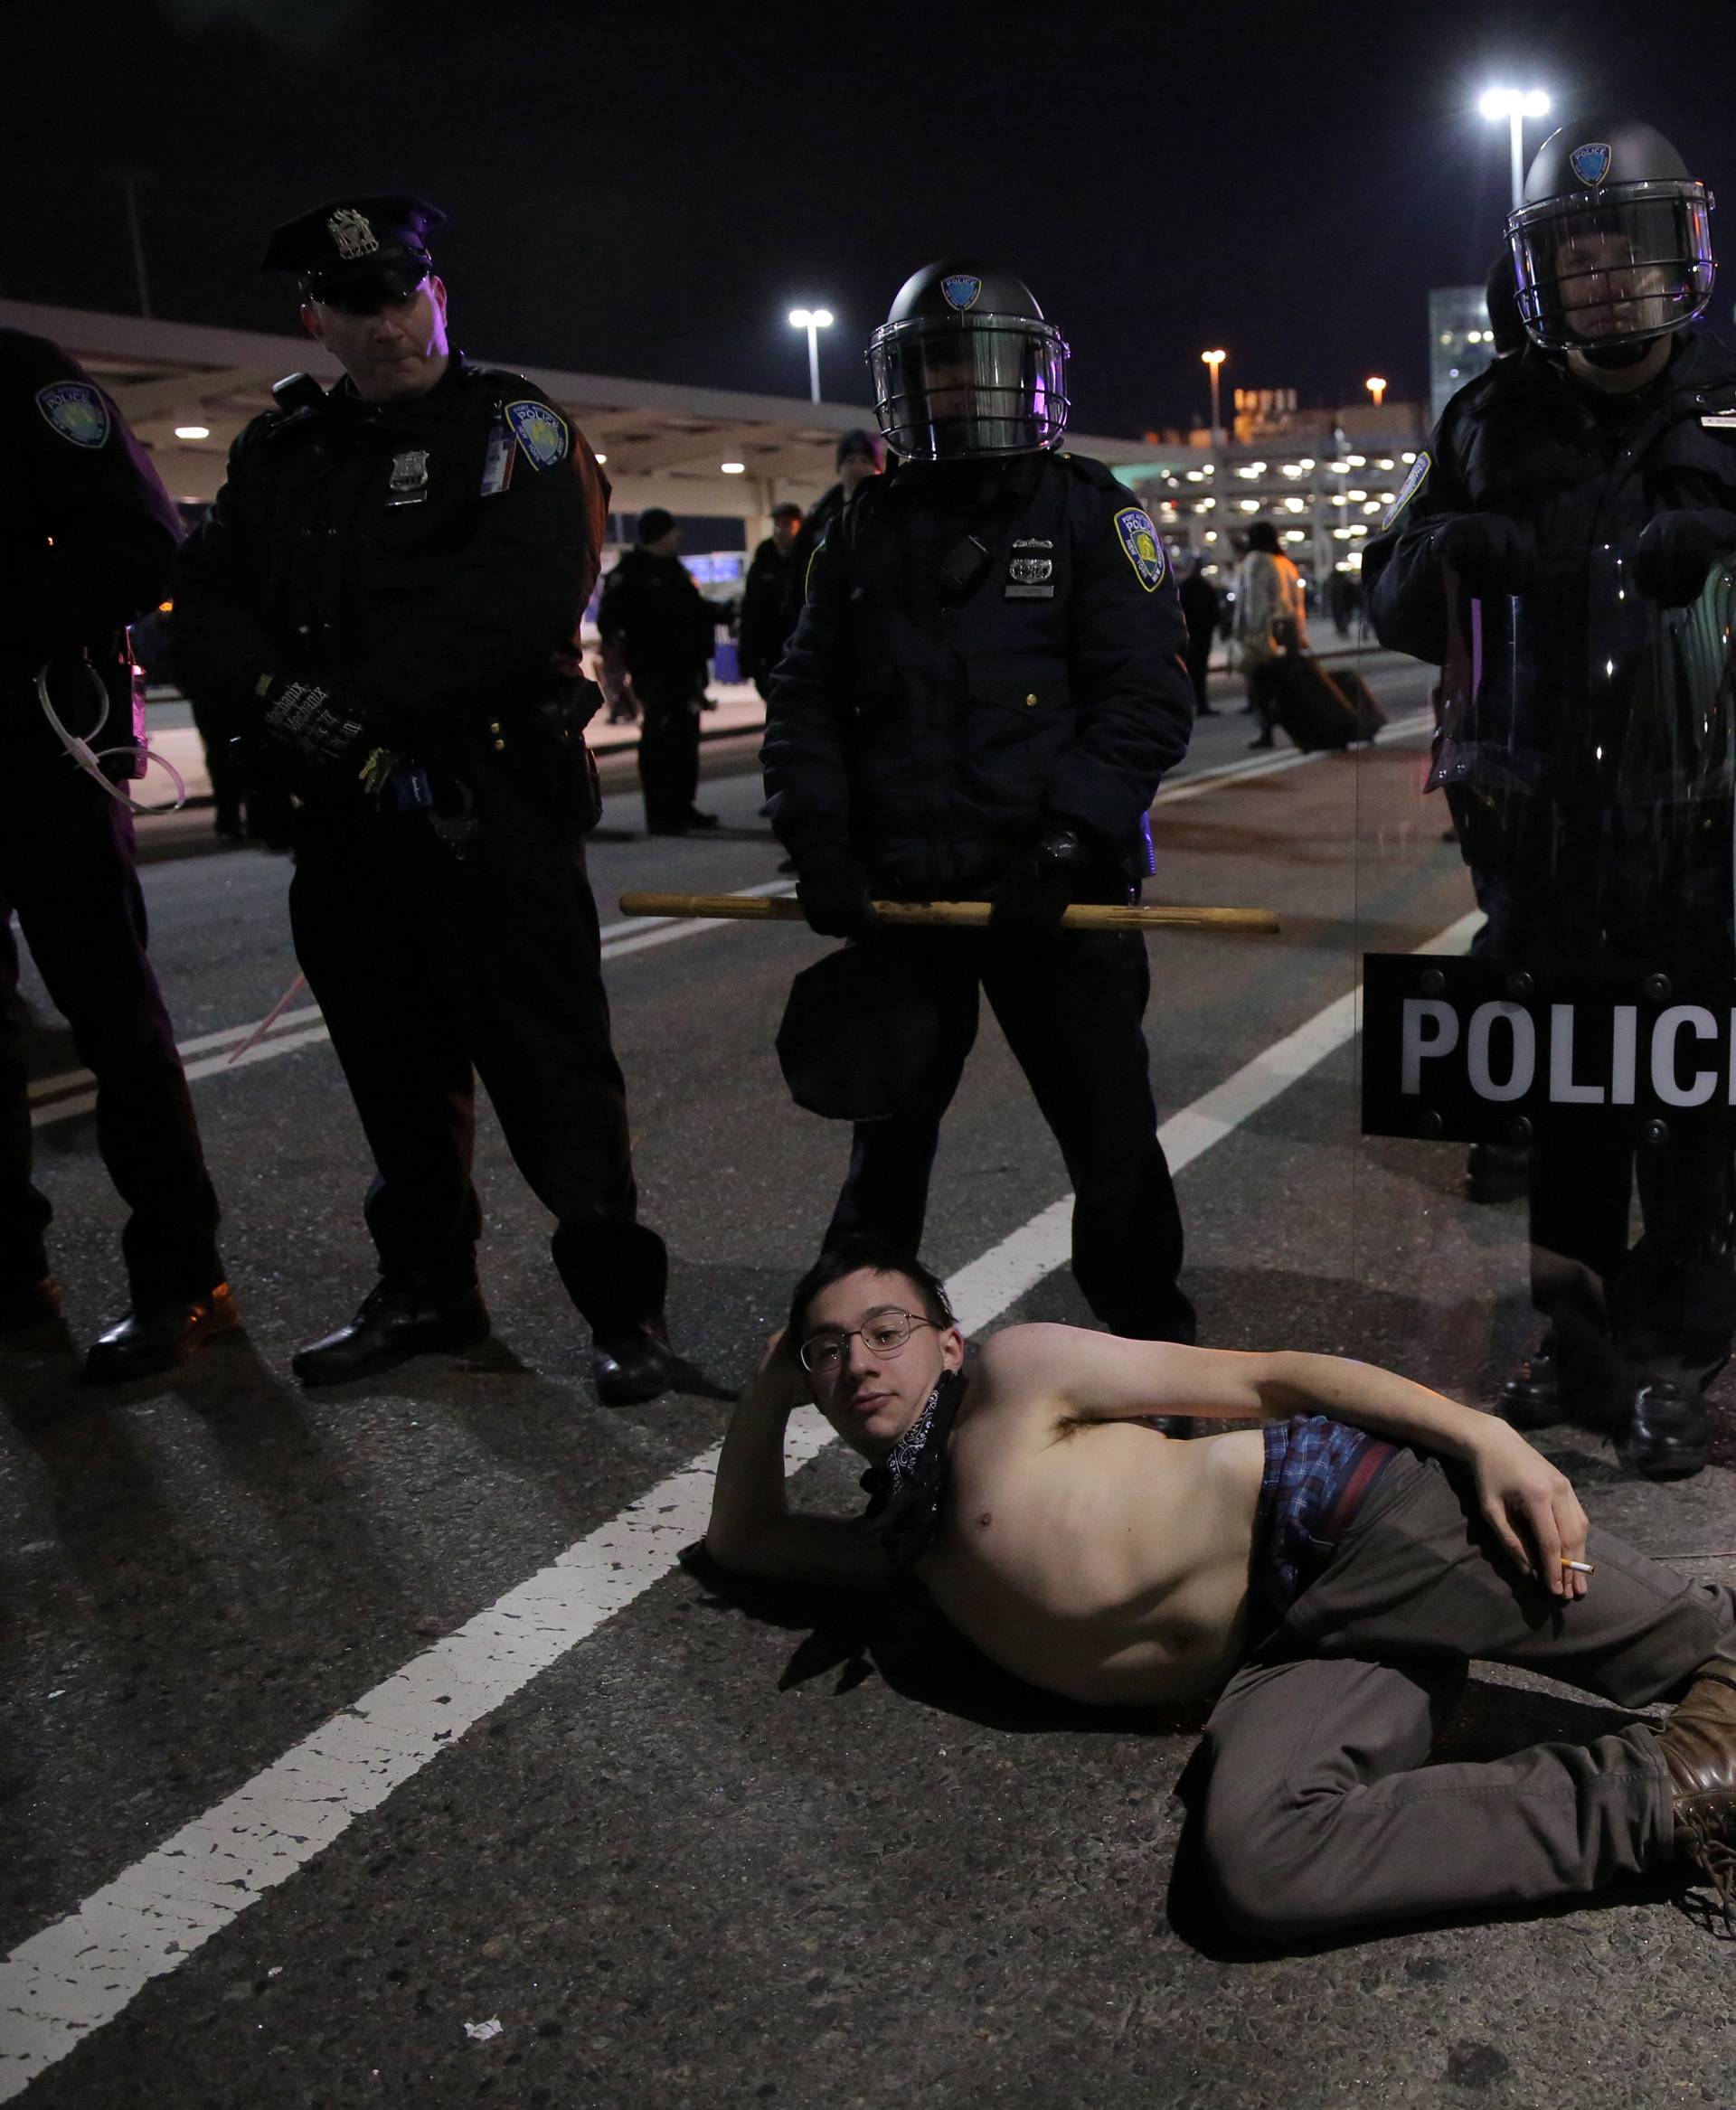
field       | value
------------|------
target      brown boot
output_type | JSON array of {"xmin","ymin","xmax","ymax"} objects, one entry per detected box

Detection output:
[{"xmin": 1655, "ymin": 1669, "xmax": 1736, "ymax": 1920}]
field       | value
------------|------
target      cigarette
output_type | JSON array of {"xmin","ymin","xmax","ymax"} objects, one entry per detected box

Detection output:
[{"xmin": 1561, "ymin": 1558, "xmax": 1595, "ymax": 1575}]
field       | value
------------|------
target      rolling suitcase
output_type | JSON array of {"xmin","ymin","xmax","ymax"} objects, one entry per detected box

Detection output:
[{"xmin": 1263, "ymin": 654, "xmax": 1382, "ymax": 751}]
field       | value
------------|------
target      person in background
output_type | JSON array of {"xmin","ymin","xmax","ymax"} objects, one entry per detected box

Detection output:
[
  {"xmin": 1236, "ymin": 519, "xmax": 1307, "ymax": 749},
  {"xmin": 737, "ymin": 502, "xmax": 806, "ymax": 700},
  {"xmin": 797, "ymin": 429, "xmax": 884, "ymax": 564},
  {"xmin": 599, "ymin": 507, "xmax": 718, "ymax": 835},
  {"xmin": 1177, "ymin": 558, "xmax": 1222, "ymax": 715}
]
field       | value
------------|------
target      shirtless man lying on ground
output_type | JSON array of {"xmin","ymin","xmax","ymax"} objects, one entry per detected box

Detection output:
[{"xmin": 705, "ymin": 1234, "xmax": 1736, "ymax": 1941}]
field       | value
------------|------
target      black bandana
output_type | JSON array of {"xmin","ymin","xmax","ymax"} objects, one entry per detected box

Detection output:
[{"xmin": 858, "ymin": 1366, "xmax": 967, "ymax": 1568}]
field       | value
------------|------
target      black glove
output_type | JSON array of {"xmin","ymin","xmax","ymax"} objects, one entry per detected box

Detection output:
[
  {"xmin": 1429, "ymin": 513, "xmax": 1537, "ymax": 598},
  {"xmin": 257, "ymin": 674, "xmax": 373, "ymax": 770},
  {"xmin": 794, "ymin": 842, "xmax": 880, "ymax": 940},
  {"xmin": 1633, "ymin": 509, "xmax": 1736, "ymax": 608},
  {"xmin": 989, "ymin": 827, "xmax": 1085, "ymax": 935}
]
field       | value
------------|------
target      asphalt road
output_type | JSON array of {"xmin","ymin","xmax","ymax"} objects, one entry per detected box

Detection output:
[{"xmin": 5, "ymin": 655, "xmax": 1736, "ymax": 2108}]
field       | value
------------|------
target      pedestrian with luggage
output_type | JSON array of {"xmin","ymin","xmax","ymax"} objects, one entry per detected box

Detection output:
[{"xmin": 1235, "ymin": 520, "xmax": 1307, "ymax": 748}]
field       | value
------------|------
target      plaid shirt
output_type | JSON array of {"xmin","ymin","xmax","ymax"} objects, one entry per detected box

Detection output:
[{"xmin": 1250, "ymin": 1415, "xmax": 1396, "ymax": 1635}]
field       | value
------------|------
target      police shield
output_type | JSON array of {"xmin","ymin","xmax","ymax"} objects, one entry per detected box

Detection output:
[{"xmin": 1357, "ymin": 543, "xmax": 1736, "ymax": 1464}]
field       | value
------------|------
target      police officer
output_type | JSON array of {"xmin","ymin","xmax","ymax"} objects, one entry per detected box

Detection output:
[
  {"xmin": 597, "ymin": 508, "xmax": 717, "ymax": 835},
  {"xmin": 763, "ymin": 259, "xmax": 1197, "ymax": 1342},
  {"xmin": 0, "ymin": 330, "xmax": 231, "ymax": 1380},
  {"xmin": 1364, "ymin": 116, "xmax": 1736, "ymax": 1478},
  {"xmin": 173, "ymin": 196, "xmax": 678, "ymax": 1402}
]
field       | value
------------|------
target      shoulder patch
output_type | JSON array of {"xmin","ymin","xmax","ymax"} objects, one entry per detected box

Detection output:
[
  {"xmin": 505, "ymin": 399, "xmax": 570, "ymax": 470},
  {"xmin": 35, "ymin": 381, "xmax": 110, "ymax": 450},
  {"xmin": 1113, "ymin": 507, "xmax": 1166, "ymax": 591},
  {"xmin": 1382, "ymin": 452, "xmax": 1430, "ymax": 529}
]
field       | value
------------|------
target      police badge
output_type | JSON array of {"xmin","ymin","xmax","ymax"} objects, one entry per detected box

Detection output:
[
  {"xmin": 1112, "ymin": 508, "xmax": 1166, "ymax": 591},
  {"xmin": 387, "ymin": 448, "xmax": 429, "ymax": 506},
  {"xmin": 35, "ymin": 381, "xmax": 110, "ymax": 450},
  {"xmin": 941, "ymin": 274, "xmax": 983, "ymax": 312},
  {"xmin": 1010, "ymin": 556, "xmax": 1053, "ymax": 584},
  {"xmin": 328, "ymin": 207, "xmax": 380, "ymax": 259},
  {"xmin": 505, "ymin": 400, "xmax": 571, "ymax": 470},
  {"xmin": 1569, "ymin": 142, "xmax": 1613, "ymax": 186}
]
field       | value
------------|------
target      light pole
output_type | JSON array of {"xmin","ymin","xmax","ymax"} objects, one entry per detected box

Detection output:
[
  {"xmin": 1364, "ymin": 376, "xmax": 1388, "ymax": 410},
  {"xmin": 1478, "ymin": 88, "xmax": 1552, "ymax": 212},
  {"xmin": 1201, "ymin": 348, "xmax": 1226, "ymax": 445},
  {"xmin": 788, "ymin": 306, "xmax": 834, "ymax": 404}
]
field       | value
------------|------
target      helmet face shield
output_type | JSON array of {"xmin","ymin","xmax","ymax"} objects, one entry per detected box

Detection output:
[
  {"xmin": 868, "ymin": 315, "xmax": 1070, "ymax": 460},
  {"xmin": 1508, "ymin": 180, "xmax": 1713, "ymax": 350}
]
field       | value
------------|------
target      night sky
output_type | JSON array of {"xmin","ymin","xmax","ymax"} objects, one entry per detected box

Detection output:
[{"xmin": 6, "ymin": 0, "xmax": 1730, "ymax": 436}]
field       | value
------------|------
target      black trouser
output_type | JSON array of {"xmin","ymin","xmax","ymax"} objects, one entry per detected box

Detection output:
[
  {"xmin": 287, "ymin": 774, "xmax": 666, "ymax": 1333},
  {"xmin": 1184, "ymin": 634, "xmax": 1213, "ymax": 712},
  {"xmin": 1477, "ymin": 862, "xmax": 1736, "ymax": 1375},
  {"xmin": 826, "ymin": 922, "xmax": 1195, "ymax": 1341},
  {"xmin": 0, "ymin": 720, "xmax": 222, "ymax": 1301},
  {"xmin": 632, "ymin": 673, "xmax": 703, "ymax": 830}
]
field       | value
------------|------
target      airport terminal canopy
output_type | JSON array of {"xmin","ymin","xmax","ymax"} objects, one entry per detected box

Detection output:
[{"xmin": 0, "ymin": 299, "xmax": 1173, "ymax": 526}]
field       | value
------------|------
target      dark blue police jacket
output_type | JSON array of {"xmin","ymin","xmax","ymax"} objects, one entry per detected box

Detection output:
[{"xmin": 762, "ymin": 449, "xmax": 1194, "ymax": 900}]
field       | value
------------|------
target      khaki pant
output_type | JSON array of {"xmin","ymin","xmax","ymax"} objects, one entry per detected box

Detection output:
[{"xmin": 1198, "ymin": 1450, "xmax": 1735, "ymax": 1939}]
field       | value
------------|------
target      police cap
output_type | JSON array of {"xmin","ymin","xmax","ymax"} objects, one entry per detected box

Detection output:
[{"xmin": 261, "ymin": 194, "xmax": 445, "ymax": 313}]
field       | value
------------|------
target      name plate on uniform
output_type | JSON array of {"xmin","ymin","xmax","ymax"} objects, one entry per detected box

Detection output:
[{"xmin": 1362, "ymin": 953, "xmax": 1736, "ymax": 1144}]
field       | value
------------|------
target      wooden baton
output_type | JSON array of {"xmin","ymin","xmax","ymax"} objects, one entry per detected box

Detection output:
[{"xmin": 618, "ymin": 892, "xmax": 1279, "ymax": 935}]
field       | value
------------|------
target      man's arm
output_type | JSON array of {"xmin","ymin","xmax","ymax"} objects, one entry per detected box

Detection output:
[
  {"xmin": 1044, "ymin": 482, "xmax": 1194, "ymax": 841},
  {"xmin": 704, "ymin": 1334, "xmax": 893, "ymax": 1589},
  {"xmin": 174, "ymin": 423, "xmax": 287, "ymax": 715},
  {"xmin": 975, "ymin": 1325, "xmax": 1590, "ymax": 1596},
  {"xmin": 1362, "ymin": 410, "xmax": 1476, "ymax": 665},
  {"xmin": 9, "ymin": 334, "xmax": 183, "ymax": 659},
  {"xmin": 760, "ymin": 525, "xmax": 857, "ymax": 856}
]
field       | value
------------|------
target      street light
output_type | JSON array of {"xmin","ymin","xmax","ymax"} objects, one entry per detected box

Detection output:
[
  {"xmin": 1364, "ymin": 376, "xmax": 1388, "ymax": 410},
  {"xmin": 1479, "ymin": 87, "xmax": 1551, "ymax": 212},
  {"xmin": 1201, "ymin": 348, "xmax": 1226, "ymax": 445},
  {"xmin": 788, "ymin": 306, "xmax": 835, "ymax": 404}
]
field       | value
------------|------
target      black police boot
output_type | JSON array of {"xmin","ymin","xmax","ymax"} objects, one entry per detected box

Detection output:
[
  {"xmin": 592, "ymin": 1320, "xmax": 678, "ymax": 1406},
  {"xmin": 684, "ymin": 808, "xmax": 720, "ymax": 831},
  {"xmin": 82, "ymin": 1284, "xmax": 240, "ymax": 1384},
  {"xmin": 1, "ymin": 1275, "xmax": 61, "ymax": 1338},
  {"xmin": 292, "ymin": 1280, "xmax": 489, "ymax": 1387},
  {"xmin": 1618, "ymin": 1378, "xmax": 1712, "ymax": 1481},
  {"xmin": 1466, "ymin": 1142, "xmax": 1530, "ymax": 1203},
  {"xmin": 1497, "ymin": 1334, "xmax": 1562, "ymax": 1430}
]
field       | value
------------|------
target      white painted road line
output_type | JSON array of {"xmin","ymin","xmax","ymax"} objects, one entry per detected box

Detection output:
[
  {"xmin": 0, "ymin": 903, "xmax": 1480, "ymax": 2098},
  {"xmin": 23, "ymin": 727, "xmax": 1436, "ymax": 1126}
]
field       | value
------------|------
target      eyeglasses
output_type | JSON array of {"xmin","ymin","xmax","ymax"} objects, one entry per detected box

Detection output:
[{"xmin": 798, "ymin": 1311, "xmax": 937, "ymax": 1375}]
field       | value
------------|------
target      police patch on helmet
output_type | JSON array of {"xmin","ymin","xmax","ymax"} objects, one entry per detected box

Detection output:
[
  {"xmin": 1570, "ymin": 141, "xmax": 1613, "ymax": 185},
  {"xmin": 1113, "ymin": 508, "xmax": 1166, "ymax": 591},
  {"xmin": 35, "ymin": 381, "xmax": 110, "ymax": 450},
  {"xmin": 505, "ymin": 400, "xmax": 570, "ymax": 469},
  {"xmin": 1382, "ymin": 452, "xmax": 1430, "ymax": 529},
  {"xmin": 941, "ymin": 274, "xmax": 983, "ymax": 312}
]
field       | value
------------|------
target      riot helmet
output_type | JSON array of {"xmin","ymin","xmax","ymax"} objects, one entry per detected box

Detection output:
[
  {"xmin": 1506, "ymin": 117, "xmax": 1713, "ymax": 354},
  {"xmin": 867, "ymin": 259, "xmax": 1070, "ymax": 461}
]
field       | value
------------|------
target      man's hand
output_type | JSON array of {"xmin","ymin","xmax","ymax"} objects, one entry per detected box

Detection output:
[
  {"xmin": 1429, "ymin": 513, "xmax": 1537, "ymax": 598},
  {"xmin": 989, "ymin": 828, "xmax": 1082, "ymax": 935},
  {"xmin": 794, "ymin": 842, "xmax": 880, "ymax": 941},
  {"xmin": 257, "ymin": 674, "xmax": 371, "ymax": 770},
  {"xmin": 748, "ymin": 1327, "xmax": 811, "ymax": 1416},
  {"xmin": 1467, "ymin": 1420, "xmax": 1590, "ymax": 1598},
  {"xmin": 1633, "ymin": 509, "xmax": 1736, "ymax": 608}
]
